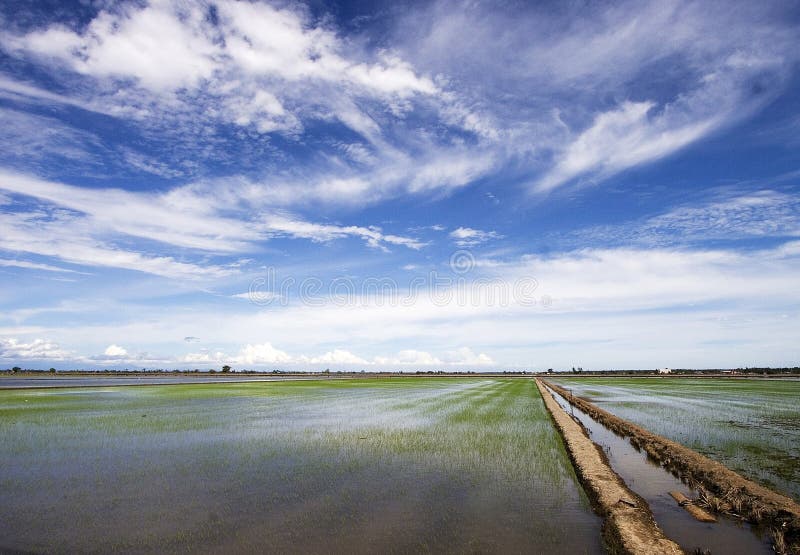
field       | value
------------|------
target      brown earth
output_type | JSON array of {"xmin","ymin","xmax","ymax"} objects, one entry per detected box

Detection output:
[
  {"xmin": 535, "ymin": 379, "xmax": 683, "ymax": 555},
  {"xmin": 544, "ymin": 379, "xmax": 800, "ymax": 554}
]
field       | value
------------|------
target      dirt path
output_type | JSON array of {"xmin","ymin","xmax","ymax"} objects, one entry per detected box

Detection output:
[
  {"xmin": 544, "ymin": 379, "xmax": 800, "ymax": 554},
  {"xmin": 535, "ymin": 379, "xmax": 683, "ymax": 554}
]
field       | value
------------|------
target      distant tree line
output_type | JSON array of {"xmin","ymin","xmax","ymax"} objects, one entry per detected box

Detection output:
[{"xmin": 2, "ymin": 366, "xmax": 799, "ymax": 375}]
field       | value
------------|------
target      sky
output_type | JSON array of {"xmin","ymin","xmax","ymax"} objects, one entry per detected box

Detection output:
[{"xmin": 0, "ymin": 0, "xmax": 799, "ymax": 371}]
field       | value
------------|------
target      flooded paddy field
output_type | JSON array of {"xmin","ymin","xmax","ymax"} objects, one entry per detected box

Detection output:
[
  {"xmin": 552, "ymin": 377, "xmax": 800, "ymax": 501},
  {"xmin": 0, "ymin": 378, "xmax": 602, "ymax": 554}
]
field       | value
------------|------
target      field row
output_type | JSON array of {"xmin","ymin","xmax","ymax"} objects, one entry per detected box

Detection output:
[{"xmin": 0, "ymin": 378, "xmax": 602, "ymax": 554}]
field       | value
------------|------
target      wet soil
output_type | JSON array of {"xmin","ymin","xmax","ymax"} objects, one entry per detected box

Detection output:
[{"xmin": 544, "ymin": 380, "xmax": 800, "ymax": 554}]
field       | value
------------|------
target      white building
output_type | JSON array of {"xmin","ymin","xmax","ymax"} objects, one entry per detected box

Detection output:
[{"xmin": 658, "ymin": 368, "xmax": 672, "ymax": 374}]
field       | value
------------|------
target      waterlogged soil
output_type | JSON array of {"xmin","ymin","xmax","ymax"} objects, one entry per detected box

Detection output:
[
  {"xmin": 553, "ymin": 377, "xmax": 800, "ymax": 501},
  {"xmin": 547, "ymin": 387, "xmax": 772, "ymax": 555},
  {"xmin": 0, "ymin": 378, "xmax": 603, "ymax": 554}
]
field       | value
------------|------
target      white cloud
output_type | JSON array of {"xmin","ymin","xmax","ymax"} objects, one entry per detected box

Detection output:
[
  {"xmin": 0, "ymin": 171, "xmax": 425, "ymax": 278},
  {"xmin": 3, "ymin": 0, "xmax": 439, "ymax": 139},
  {"xmin": 396, "ymin": 0, "xmax": 798, "ymax": 194},
  {"xmin": 0, "ymin": 172, "xmax": 426, "ymax": 253},
  {"xmin": 569, "ymin": 189, "xmax": 800, "ymax": 247},
  {"xmin": 308, "ymin": 349, "xmax": 369, "ymax": 365},
  {"xmin": 181, "ymin": 350, "xmax": 226, "ymax": 364},
  {"xmin": 644, "ymin": 190, "xmax": 800, "ymax": 241},
  {"xmin": 0, "ymin": 75, "xmax": 107, "ymax": 114},
  {"xmin": 0, "ymin": 1, "xmax": 499, "ymax": 206},
  {"xmin": 0, "ymin": 207, "xmax": 236, "ymax": 280},
  {"xmin": 9, "ymin": 2, "xmax": 219, "ymax": 92},
  {"xmin": 231, "ymin": 291, "xmax": 282, "ymax": 302},
  {"xmin": 372, "ymin": 349, "xmax": 491, "ymax": 366},
  {"xmin": 50, "ymin": 240, "xmax": 795, "ymax": 366},
  {"xmin": 0, "ymin": 258, "xmax": 82, "ymax": 273},
  {"xmin": 0, "ymin": 0, "xmax": 796, "ymax": 207},
  {"xmin": 164, "ymin": 344, "xmax": 492, "ymax": 368},
  {"xmin": 264, "ymin": 215, "xmax": 426, "ymax": 251},
  {"xmin": 103, "ymin": 344, "xmax": 128, "ymax": 358},
  {"xmin": 449, "ymin": 227, "xmax": 502, "ymax": 246},
  {"xmin": 0, "ymin": 337, "xmax": 71, "ymax": 361},
  {"xmin": 374, "ymin": 350, "xmax": 441, "ymax": 366},
  {"xmin": 234, "ymin": 342, "xmax": 293, "ymax": 365},
  {"xmin": 0, "ymin": 108, "xmax": 106, "ymax": 170},
  {"xmin": 535, "ymin": 101, "xmax": 718, "ymax": 192},
  {"xmin": 442, "ymin": 347, "xmax": 494, "ymax": 366}
]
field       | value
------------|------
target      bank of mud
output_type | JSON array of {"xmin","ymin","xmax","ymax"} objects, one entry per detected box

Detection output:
[
  {"xmin": 544, "ymin": 379, "xmax": 800, "ymax": 554},
  {"xmin": 535, "ymin": 379, "xmax": 683, "ymax": 554}
]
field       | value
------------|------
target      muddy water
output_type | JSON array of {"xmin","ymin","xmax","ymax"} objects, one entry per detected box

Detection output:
[
  {"xmin": 554, "ymin": 377, "xmax": 800, "ymax": 501},
  {"xmin": 548, "ymin": 388, "xmax": 772, "ymax": 554}
]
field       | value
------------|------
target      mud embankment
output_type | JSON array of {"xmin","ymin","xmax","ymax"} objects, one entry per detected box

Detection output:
[
  {"xmin": 544, "ymin": 380, "xmax": 800, "ymax": 554},
  {"xmin": 535, "ymin": 379, "xmax": 683, "ymax": 554}
]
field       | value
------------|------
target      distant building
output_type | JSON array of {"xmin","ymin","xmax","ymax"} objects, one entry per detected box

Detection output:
[{"xmin": 658, "ymin": 368, "xmax": 672, "ymax": 374}]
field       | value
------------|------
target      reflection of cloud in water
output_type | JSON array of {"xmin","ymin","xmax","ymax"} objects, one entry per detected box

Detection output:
[{"xmin": 0, "ymin": 379, "xmax": 603, "ymax": 553}]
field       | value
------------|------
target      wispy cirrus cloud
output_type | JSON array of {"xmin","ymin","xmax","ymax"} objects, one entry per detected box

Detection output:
[
  {"xmin": 396, "ymin": 0, "xmax": 799, "ymax": 194},
  {"xmin": 449, "ymin": 227, "xmax": 502, "ymax": 247},
  {"xmin": 3, "ymin": 0, "xmax": 796, "ymax": 203},
  {"xmin": 1, "ymin": 0, "xmax": 799, "ymax": 371},
  {"xmin": 0, "ymin": 258, "xmax": 84, "ymax": 274},
  {"xmin": 0, "ymin": 170, "xmax": 427, "ymax": 279},
  {"xmin": 563, "ymin": 189, "xmax": 800, "ymax": 248},
  {"xmin": 534, "ymin": 101, "xmax": 720, "ymax": 193}
]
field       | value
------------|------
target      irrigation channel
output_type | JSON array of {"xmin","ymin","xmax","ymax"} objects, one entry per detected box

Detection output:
[{"xmin": 541, "ymin": 383, "xmax": 774, "ymax": 554}]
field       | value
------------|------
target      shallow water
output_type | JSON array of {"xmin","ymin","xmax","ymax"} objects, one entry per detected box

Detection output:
[
  {"xmin": 548, "ymin": 387, "xmax": 772, "ymax": 554},
  {"xmin": 0, "ymin": 378, "xmax": 603, "ymax": 554},
  {"xmin": 553, "ymin": 377, "xmax": 800, "ymax": 501},
  {"xmin": 0, "ymin": 375, "xmax": 324, "ymax": 389}
]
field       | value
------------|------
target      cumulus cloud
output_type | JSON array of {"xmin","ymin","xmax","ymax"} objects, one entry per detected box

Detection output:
[
  {"xmin": 2, "ymin": 0, "xmax": 439, "ymax": 138},
  {"xmin": 177, "ymin": 344, "xmax": 493, "ymax": 368},
  {"xmin": 0, "ymin": 337, "xmax": 71, "ymax": 361},
  {"xmin": 442, "ymin": 347, "xmax": 494, "ymax": 365},
  {"xmin": 370, "ymin": 348, "xmax": 494, "ymax": 366},
  {"xmin": 234, "ymin": 343, "xmax": 293, "ymax": 365},
  {"xmin": 374, "ymin": 349, "xmax": 442, "ymax": 366},
  {"xmin": 103, "ymin": 344, "xmax": 128, "ymax": 358},
  {"xmin": 307, "ymin": 349, "xmax": 369, "ymax": 365},
  {"xmin": 181, "ymin": 350, "xmax": 226, "ymax": 364}
]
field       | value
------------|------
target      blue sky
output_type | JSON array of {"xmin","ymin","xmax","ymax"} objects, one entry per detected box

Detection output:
[{"xmin": 0, "ymin": 0, "xmax": 799, "ymax": 370}]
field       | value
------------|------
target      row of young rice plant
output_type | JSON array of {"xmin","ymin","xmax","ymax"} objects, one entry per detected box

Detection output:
[
  {"xmin": 551, "ymin": 377, "xmax": 800, "ymax": 501},
  {"xmin": 0, "ymin": 378, "xmax": 602, "ymax": 554}
]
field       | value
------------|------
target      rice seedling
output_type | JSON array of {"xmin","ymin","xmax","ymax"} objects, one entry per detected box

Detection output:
[
  {"xmin": 552, "ymin": 377, "xmax": 800, "ymax": 501},
  {"xmin": 0, "ymin": 378, "xmax": 603, "ymax": 554}
]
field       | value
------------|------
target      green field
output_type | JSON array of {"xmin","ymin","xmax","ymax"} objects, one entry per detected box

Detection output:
[
  {"xmin": 551, "ymin": 377, "xmax": 800, "ymax": 501},
  {"xmin": 0, "ymin": 378, "xmax": 602, "ymax": 554}
]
